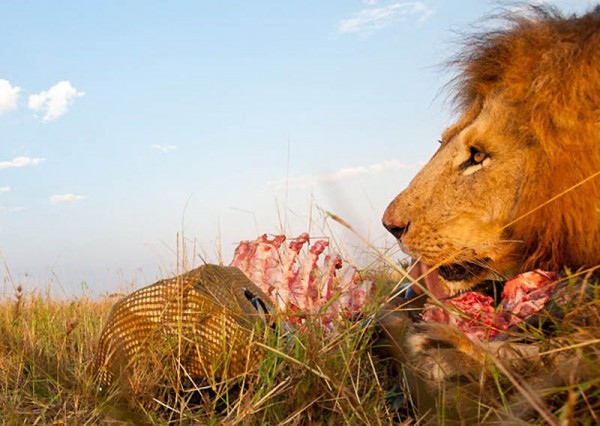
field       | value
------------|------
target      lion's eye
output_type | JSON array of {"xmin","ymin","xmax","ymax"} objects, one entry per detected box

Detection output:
[
  {"xmin": 470, "ymin": 147, "xmax": 487, "ymax": 165},
  {"xmin": 460, "ymin": 147, "xmax": 490, "ymax": 175}
]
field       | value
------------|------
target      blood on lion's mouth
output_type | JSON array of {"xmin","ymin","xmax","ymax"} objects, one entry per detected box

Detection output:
[
  {"xmin": 422, "ymin": 270, "xmax": 560, "ymax": 341},
  {"xmin": 407, "ymin": 259, "xmax": 560, "ymax": 341},
  {"xmin": 437, "ymin": 261, "xmax": 486, "ymax": 282}
]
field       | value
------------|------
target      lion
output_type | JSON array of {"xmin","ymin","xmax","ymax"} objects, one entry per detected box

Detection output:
[{"xmin": 375, "ymin": 5, "xmax": 600, "ymax": 424}]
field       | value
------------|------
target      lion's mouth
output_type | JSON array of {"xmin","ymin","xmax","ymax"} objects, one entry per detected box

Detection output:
[
  {"xmin": 407, "ymin": 259, "xmax": 490, "ymax": 299},
  {"xmin": 437, "ymin": 262, "xmax": 486, "ymax": 282}
]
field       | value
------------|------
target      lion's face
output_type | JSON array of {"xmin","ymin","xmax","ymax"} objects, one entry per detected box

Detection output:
[{"xmin": 383, "ymin": 95, "xmax": 533, "ymax": 294}]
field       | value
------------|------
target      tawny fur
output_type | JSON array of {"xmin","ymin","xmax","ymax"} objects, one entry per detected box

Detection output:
[
  {"xmin": 383, "ymin": 5, "xmax": 600, "ymax": 294},
  {"xmin": 449, "ymin": 5, "xmax": 600, "ymax": 271},
  {"xmin": 376, "ymin": 5, "xmax": 600, "ymax": 424}
]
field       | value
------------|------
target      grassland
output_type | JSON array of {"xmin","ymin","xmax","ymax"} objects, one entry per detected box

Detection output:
[
  {"xmin": 0, "ymin": 287, "xmax": 115, "ymax": 424},
  {"xmin": 0, "ymin": 267, "xmax": 402, "ymax": 425},
  {"xmin": 0, "ymin": 267, "xmax": 599, "ymax": 425}
]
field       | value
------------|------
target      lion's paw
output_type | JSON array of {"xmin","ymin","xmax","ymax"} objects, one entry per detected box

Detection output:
[{"xmin": 408, "ymin": 322, "xmax": 486, "ymax": 383}]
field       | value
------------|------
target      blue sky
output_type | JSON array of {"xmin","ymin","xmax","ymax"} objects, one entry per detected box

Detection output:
[{"xmin": 0, "ymin": 0, "xmax": 594, "ymax": 296}]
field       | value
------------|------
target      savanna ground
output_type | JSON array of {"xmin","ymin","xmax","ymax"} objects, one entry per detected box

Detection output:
[
  {"xmin": 0, "ymin": 260, "xmax": 402, "ymax": 425},
  {"xmin": 1, "ymin": 252, "xmax": 599, "ymax": 425}
]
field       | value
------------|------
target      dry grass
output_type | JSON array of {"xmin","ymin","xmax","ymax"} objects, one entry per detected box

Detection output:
[
  {"xmin": 0, "ymin": 266, "xmax": 598, "ymax": 425},
  {"xmin": 0, "ymin": 287, "xmax": 116, "ymax": 424},
  {"xmin": 0, "ymin": 267, "xmax": 403, "ymax": 425}
]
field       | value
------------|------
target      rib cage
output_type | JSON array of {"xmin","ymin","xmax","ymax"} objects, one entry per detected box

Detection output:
[{"xmin": 94, "ymin": 264, "xmax": 275, "ymax": 392}]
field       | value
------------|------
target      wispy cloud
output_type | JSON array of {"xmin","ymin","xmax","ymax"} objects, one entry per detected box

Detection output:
[
  {"xmin": 50, "ymin": 193, "xmax": 86, "ymax": 204},
  {"xmin": 0, "ymin": 186, "xmax": 10, "ymax": 193},
  {"xmin": 28, "ymin": 81, "xmax": 85, "ymax": 121},
  {"xmin": 269, "ymin": 159, "xmax": 420, "ymax": 191},
  {"xmin": 0, "ymin": 79, "xmax": 21, "ymax": 115},
  {"xmin": 0, "ymin": 156, "xmax": 45, "ymax": 170},
  {"xmin": 338, "ymin": 1, "xmax": 434, "ymax": 36},
  {"xmin": 151, "ymin": 144, "xmax": 177, "ymax": 153},
  {"xmin": 0, "ymin": 206, "xmax": 25, "ymax": 213}
]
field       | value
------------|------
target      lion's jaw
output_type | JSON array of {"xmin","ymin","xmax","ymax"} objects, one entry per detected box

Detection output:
[{"xmin": 383, "ymin": 96, "xmax": 529, "ymax": 295}]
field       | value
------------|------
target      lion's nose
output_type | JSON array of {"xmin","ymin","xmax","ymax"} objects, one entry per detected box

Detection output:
[{"xmin": 382, "ymin": 217, "xmax": 411, "ymax": 240}]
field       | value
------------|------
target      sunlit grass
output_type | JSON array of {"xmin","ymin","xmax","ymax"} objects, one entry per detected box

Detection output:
[
  {"xmin": 0, "ymin": 267, "xmax": 404, "ymax": 424},
  {"xmin": 0, "ymin": 257, "xmax": 598, "ymax": 424},
  {"xmin": 0, "ymin": 287, "xmax": 116, "ymax": 424}
]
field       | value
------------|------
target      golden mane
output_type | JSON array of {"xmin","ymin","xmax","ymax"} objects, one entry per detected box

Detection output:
[{"xmin": 449, "ymin": 5, "xmax": 600, "ymax": 272}]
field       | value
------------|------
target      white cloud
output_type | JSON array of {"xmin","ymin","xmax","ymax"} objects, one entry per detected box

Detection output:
[
  {"xmin": 28, "ymin": 81, "xmax": 85, "ymax": 121},
  {"xmin": 0, "ymin": 79, "xmax": 21, "ymax": 115},
  {"xmin": 0, "ymin": 186, "xmax": 10, "ymax": 193},
  {"xmin": 0, "ymin": 156, "xmax": 45, "ymax": 170},
  {"xmin": 50, "ymin": 193, "xmax": 86, "ymax": 204},
  {"xmin": 338, "ymin": 2, "xmax": 434, "ymax": 36},
  {"xmin": 269, "ymin": 159, "xmax": 420, "ymax": 191},
  {"xmin": 151, "ymin": 144, "xmax": 178, "ymax": 153}
]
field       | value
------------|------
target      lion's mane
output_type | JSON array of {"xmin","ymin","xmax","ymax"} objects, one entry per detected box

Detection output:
[{"xmin": 448, "ymin": 5, "xmax": 600, "ymax": 272}]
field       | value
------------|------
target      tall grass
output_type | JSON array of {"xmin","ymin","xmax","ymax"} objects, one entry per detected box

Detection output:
[
  {"xmin": 0, "ymin": 260, "xmax": 598, "ymax": 424},
  {"xmin": 0, "ymin": 265, "xmax": 408, "ymax": 425},
  {"xmin": 0, "ymin": 287, "xmax": 116, "ymax": 424}
]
